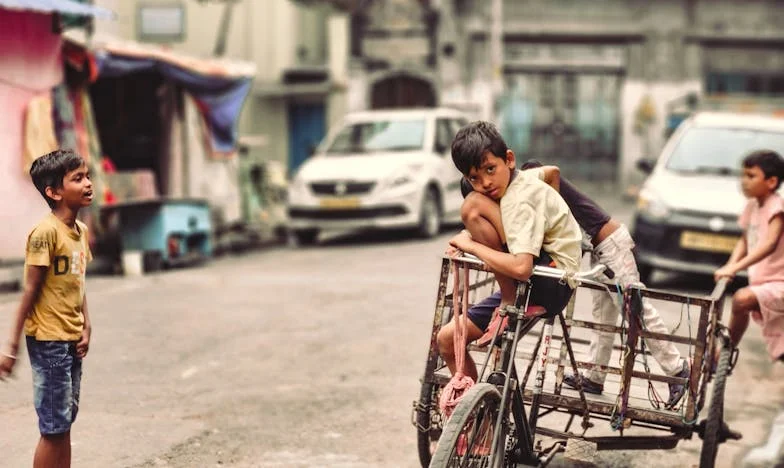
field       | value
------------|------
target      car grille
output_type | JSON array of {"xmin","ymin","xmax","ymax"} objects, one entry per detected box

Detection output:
[
  {"xmin": 309, "ymin": 181, "xmax": 376, "ymax": 196},
  {"xmin": 289, "ymin": 206, "xmax": 407, "ymax": 220}
]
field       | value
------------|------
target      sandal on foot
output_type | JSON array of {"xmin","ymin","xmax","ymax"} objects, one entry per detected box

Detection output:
[{"xmin": 666, "ymin": 360, "xmax": 690, "ymax": 409}]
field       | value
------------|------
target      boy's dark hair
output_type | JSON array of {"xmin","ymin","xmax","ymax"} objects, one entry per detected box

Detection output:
[
  {"xmin": 30, "ymin": 150, "xmax": 85, "ymax": 209},
  {"xmin": 451, "ymin": 121, "xmax": 509, "ymax": 175},
  {"xmin": 742, "ymin": 149, "xmax": 784, "ymax": 190}
]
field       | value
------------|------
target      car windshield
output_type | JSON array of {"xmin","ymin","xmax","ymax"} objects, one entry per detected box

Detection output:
[
  {"xmin": 326, "ymin": 119, "xmax": 426, "ymax": 154},
  {"xmin": 666, "ymin": 126, "xmax": 784, "ymax": 174}
]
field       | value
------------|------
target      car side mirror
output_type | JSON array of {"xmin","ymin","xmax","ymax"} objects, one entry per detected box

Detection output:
[
  {"xmin": 636, "ymin": 158, "xmax": 656, "ymax": 174},
  {"xmin": 435, "ymin": 143, "xmax": 447, "ymax": 154}
]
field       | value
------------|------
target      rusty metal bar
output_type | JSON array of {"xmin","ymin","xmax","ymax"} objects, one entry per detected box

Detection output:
[
  {"xmin": 566, "ymin": 319, "xmax": 697, "ymax": 346},
  {"xmin": 495, "ymin": 351, "xmax": 688, "ymax": 386},
  {"xmin": 420, "ymin": 258, "xmax": 452, "ymax": 385},
  {"xmin": 522, "ymin": 390, "xmax": 689, "ymax": 428},
  {"xmin": 618, "ymin": 290, "xmax": 642, "ymax": 433},
  {"xmin": 557, "ymin": 309, "xmax": 592, "ymax": 422},
  {"xmin": 534, "ymin": 427, "xmax": 682, "ymax": 451},
  {"xmin": 686, "ymin": 302, "xmax": 710, "ymax": 422},
  {"xmin": 555, "ymin": 292, "xmax": 577, "ymax": 395}
]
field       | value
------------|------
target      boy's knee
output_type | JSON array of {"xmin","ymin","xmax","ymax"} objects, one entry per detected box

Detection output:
[
  {"xmin": 732, "ymin": 289, "xmax": 758, "ymax": 311},
  {"xmin": 460, "ymin": 193, "xmax": 486, "ymax": 224},
  {"xmin": 437, "ymin": 328, "xmax": 454, "ymax": 357}
]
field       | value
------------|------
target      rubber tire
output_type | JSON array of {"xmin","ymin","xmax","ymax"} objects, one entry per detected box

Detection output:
[
  {"xmin": 418, "ymin": 189, "xmax": 442, "ymax": 238},
  {"xmin": 429, "ymin": 383, "xmax": 504, "ymax": 468},
  {"xmin": 292, "ymin": 229, "xmax": 319, "ymax": 246},
  {"xmin": 699, "ymin": 341, "xmax": 731, "ymax": 468},
  {"xmin": 416, "ymin": 382, "xmax": 445, "ymax": 467}
]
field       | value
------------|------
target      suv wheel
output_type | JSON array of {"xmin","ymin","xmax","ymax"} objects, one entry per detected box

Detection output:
[{"xmin": 418, "ymin": 189, "xmax": 441, "ymax": 238}]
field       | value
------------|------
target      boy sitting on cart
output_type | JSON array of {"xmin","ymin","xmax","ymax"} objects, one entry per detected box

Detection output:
[{"xmin": 437, "ymin": 121, "xmax": 581, "ymax": 383}]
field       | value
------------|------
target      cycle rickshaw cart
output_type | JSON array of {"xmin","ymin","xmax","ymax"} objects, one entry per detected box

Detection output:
[{"xmin": 412, "ymin": 255, "xmax": 740, "ymax": 468}]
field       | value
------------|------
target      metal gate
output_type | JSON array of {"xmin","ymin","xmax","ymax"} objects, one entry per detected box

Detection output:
[{"xmin": 499, "ymin": 72, "xmax": 621, "ymax": 183}]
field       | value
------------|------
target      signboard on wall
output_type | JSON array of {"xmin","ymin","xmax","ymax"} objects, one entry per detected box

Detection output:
[{"xmin": 137, "ymin": 3, "xmax": 186, "ymax": 42}]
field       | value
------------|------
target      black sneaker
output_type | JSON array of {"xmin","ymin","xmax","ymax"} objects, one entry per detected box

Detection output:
[
  {"xmin": 563, "ymin": 374, "xmax": 604, "ymax": 395},
  {"xmin": 666, "ymin": 360, "xmax": 690, "ymax": 409}
]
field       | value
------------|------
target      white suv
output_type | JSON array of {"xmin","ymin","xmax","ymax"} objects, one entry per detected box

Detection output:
[
  {"xmin": 632, "ymin": 111, "xmax": 784, "ymax": 281},
  {"xmin": 287, "ymin": 108, "xmax": 469, "ymax": 245}
]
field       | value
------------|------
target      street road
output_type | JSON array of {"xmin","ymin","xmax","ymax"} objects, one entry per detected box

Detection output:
[{"xmin": 2, "ymin": 194, "xmax": 784, "ymax": 467}]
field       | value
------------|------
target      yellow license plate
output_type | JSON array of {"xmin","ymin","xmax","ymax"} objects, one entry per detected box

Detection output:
[
  {"xmin": 319, "ymin": 197, "xmax": 360, "ymax": 209},
  {"xmin": 679, "ymin": 231, "xmax": 738, "ymax": 254}
]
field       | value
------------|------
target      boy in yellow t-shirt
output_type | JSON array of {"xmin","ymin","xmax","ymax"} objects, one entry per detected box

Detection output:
[{"xmin": 0, "ymin": 149, "xmax": 94, "ymax": 467}]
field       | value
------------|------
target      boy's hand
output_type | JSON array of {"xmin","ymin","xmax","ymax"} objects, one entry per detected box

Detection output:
[
  {"xmin": 0, "ymin": 352, "xmax": 16, "ymax": 381},
  {"xmin": 714, "ymin": 265, "xmax": 735, "ymax": 282},
  {"xmin": 76, "ymin": 328, "xmax": 91, "ymax": 359},
  {"xmin": 449, "ymin": 230, "xmax": 474, "ymax": 255}
]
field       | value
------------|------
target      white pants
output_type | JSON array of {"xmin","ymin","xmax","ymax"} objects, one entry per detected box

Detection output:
[{"xmin": 586, "ymin": 225, "xmax": 683, "ymax": 384}]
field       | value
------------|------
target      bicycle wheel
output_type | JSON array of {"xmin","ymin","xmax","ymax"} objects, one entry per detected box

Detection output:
[
  {"xmin": 429, "ymin": 383, "xmax": 506, "ymax": 468},
  {"xmin": 417, "ymin": 381, "xmax": 446, "ymax": 467},
  {"xmin": 699, "ymin": 340, "xmax": 731, "ymax": 468}
]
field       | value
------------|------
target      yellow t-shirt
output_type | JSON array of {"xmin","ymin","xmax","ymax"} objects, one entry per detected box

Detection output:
[
  {"xmin": 24, "ymin": 213, "xmax": 92, "ymax": 341},
  {"xmin": 500, "ymin": 171, "xmax": 582, "ymax": 272}
]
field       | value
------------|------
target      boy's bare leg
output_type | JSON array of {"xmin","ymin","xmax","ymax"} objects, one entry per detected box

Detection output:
[
  {"xmin": 62, "ymin": 432, "xmax": 71, "ymax": 468},
  {"xmin": 728, "ymin": 287, "xmax": 760, "ymax": 348},
  {"xmin": 34, "ymin": 432, "xmax": 70, "ymax": 468},
  {"xmin": 436, "ymin": 192, "xmax": 517, "ymax": 380},
  {"xmin": 461, "ymin": 192, "xmax": 517, "ymax": 305},
  {"xmin": 437, "ymin": 320, "xmax": 486, "ymax": 381}
]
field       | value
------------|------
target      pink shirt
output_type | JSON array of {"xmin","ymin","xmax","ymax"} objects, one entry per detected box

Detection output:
[{"xmin": 739, "ymin": 193, "xmax": 784, "ymax": 285}]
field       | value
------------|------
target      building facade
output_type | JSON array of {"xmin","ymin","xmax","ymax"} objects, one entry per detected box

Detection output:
[
  {"xmin": 92, "ymin": 0, "xmax": 350, "ymax": 176},
  {"xmin": 346, "ymin": 0, "xmax": 784, "ymax": 187}
]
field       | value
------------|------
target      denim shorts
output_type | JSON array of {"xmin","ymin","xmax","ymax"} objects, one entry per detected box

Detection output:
[{"xmin": 26, "ymin": 337, "xmax": 82, "ymax": 435}]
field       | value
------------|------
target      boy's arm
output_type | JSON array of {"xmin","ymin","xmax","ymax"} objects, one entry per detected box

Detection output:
[
  {"xmin": 717, "ymin": 216, "xmax": 782, "ymax": 278},
  {"xmin": 541, "ymin": 166, "xmax": 561, "ymax": 192},
  {"xmin": 449, "ymin": 231, "xmax": 535, "ymax": 281},
  {"xmin": 0, "ymin": 265, "xmax": 47, "ymax": 380},
  {"xmin": 728, "ymin": 234, "xmax": 747, "ymax": 265},
  {"xmin": 76, "ymin": 295, "xmax": 91, "ymax": 359}
]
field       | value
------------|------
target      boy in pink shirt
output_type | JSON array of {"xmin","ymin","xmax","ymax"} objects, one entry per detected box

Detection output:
[{"xmin": 715, "ymin": 150, "xmax": 784, "ymax": 360}]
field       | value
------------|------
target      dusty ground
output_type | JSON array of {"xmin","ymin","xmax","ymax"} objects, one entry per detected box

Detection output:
[{"xmin": 1, "ymin": 192, "xmax": 782, "ymax": 467}]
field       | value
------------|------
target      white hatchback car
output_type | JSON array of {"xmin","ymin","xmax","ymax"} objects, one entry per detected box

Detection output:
[{"xmin": 287, "ymin": 108, "xmax": 469, "ymax": 244}]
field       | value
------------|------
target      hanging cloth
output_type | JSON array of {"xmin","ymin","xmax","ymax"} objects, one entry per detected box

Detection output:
[{"xmin": 439, "ymin": 260, "xmax": 475, "ymax": 419}]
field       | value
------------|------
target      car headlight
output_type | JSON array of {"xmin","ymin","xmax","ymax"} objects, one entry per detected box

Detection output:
[
  {"xmin": 385, "ymin": 164, "xmax": 422, "ymax": 189},
  {"xmin": 388, "ymin": 174, "xmax": 414, "ymax": 188},
  {"xmin": 288, "ymin": 176, "xmax": 307, "ymax": 196},
  {"xmin": 636, "ymin": 188, "xmax": 671, "ymax": 220}
]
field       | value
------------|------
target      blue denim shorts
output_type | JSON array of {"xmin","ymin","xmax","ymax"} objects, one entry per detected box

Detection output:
[{"xmin": 26, "ymin": 337, "xmax": 82, "ymax": 435}]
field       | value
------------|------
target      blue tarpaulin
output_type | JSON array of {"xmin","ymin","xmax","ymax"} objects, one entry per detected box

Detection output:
[
  {"xmin": 93, "ymin": 50, "xmax": 253, "ymax": 153},
  {"xmin": 0, "ymin": 0, "xmax": 112, "ymax": 17}
]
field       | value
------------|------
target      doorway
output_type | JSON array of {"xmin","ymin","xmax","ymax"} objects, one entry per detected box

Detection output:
[{"xmin": 371, "ymin": 75, "xmax": 436, "ymax": 109}]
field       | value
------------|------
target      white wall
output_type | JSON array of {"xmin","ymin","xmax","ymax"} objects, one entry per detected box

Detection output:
[
  {"xmin": 0, "ymin": 10, "xmax": 64, "ymax": 260},
  {"xmin": 619, "ymin": 79, "xmax": 702, "ymax": 189},
  {"xmin": 183, "ymin": 94, "xmax": 243, "ymax": 223}
]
